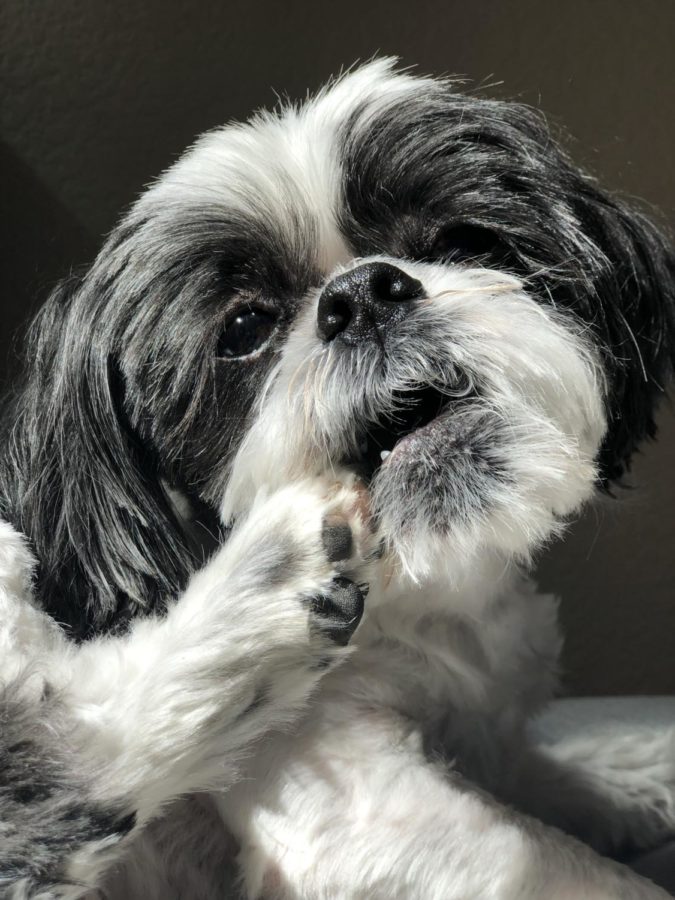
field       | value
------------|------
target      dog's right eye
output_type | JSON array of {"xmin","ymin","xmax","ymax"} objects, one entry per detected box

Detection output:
[
  {"xmin": 428, "ymin": 224, "xmax": 504, "ymax": 263},
  {"xmin": 218, "ymin": 307, "xmax": 277, "ymax": 359}
]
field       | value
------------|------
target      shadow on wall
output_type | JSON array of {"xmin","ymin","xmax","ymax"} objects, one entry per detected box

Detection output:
[
  {"xmin": 0, "ymin": 141, "xmax": 96, "ymax": 385},
  {"xmin": 537, "ymin": 402, "xmax": 675, "ymax": 697}
]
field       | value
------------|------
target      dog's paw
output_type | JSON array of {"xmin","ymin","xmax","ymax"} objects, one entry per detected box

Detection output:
[
  {"xmin": 304, "ymin": 472, "xmax": 379, "ymax": 646},
  {"xmin": 215, "ymin": 473, "xmax": 377, "ymax": 650},
  {"xmin": 166, "ymin": 476, "xmax": 378, "ymax": 738}
]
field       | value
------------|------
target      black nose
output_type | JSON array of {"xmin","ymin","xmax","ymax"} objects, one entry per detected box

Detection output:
[{"xmin": 317, "ymin": 262, "xmax": 423, "ymax": 344}]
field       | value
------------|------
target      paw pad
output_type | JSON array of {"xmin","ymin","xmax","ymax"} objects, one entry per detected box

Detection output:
[
  {"xmin": 321, "ymin": 516, "xmax": 354, "ymax": 562},
  {"xmin": 310, "ymin": 576, "xmax": 366, "ymax": 646}
]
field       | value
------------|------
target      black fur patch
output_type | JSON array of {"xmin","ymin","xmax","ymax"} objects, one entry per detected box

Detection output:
[{"xmin": 0, "ymin": 682, "xmax": 135, "ymax": 889}]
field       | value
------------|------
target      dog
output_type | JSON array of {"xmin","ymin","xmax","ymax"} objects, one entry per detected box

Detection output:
[{"xmin": 1, "ymin": 59, "xmax": 675, "ymax": 898}]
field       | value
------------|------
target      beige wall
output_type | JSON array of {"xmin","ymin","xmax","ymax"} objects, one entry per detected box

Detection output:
[{"xmin": 1, "ymin": 0, "xmax": 673, "ymax": 694}]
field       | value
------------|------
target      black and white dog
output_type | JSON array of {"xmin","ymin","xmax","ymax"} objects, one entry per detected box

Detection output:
[{"xmin": 1, "ymin": 60, "xmax": 675, "ymax": 898}]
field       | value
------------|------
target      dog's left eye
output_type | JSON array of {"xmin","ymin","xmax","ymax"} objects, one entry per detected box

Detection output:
[{"xmin": 218, "ymin": 307, "xmax": 277, "ymax": 358}]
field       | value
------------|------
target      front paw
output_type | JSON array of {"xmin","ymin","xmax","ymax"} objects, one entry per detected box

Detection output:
[
  {"xmin": 306, "ymin": 473, "xmax": 378, "ymax": 644},
  {"xmin": 221, "ymin": 473, "xmax": 377, "ymax": 650}
]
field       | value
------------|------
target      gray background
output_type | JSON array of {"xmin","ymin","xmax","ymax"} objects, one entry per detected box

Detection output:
[{"xmin": 1, "ymin": 0, "xmax": 673, "ymax": 695}]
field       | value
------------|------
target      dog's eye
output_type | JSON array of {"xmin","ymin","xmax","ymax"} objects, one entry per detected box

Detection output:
[
  {"xmin": 428, "ymin": 224, "xmax": 504, "ymax": 263},
  {"xmin": 218, "ymin": 307, "xmax": 277, "ymax": 359}
]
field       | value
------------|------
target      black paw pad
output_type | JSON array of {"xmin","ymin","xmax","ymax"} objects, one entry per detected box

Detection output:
[
  {"xmin": 310, "ymin": 576, "xmax": 366, "ymax": 646},
  {"xmin": 321, "ymin": 516, "xmax": 353, "ymax": 563}
]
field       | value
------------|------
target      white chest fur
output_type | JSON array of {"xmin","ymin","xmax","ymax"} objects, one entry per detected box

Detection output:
[{"xmin": 340, "ymin": 564, "xmax": 562, "ymax": 727}]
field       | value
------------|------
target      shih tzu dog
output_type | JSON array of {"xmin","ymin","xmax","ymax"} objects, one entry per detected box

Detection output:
[{"xmin": 1, "ymin": 59, "xmax": 675, "ymax": 899}]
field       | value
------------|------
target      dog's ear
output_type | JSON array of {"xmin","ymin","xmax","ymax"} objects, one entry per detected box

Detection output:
[
  {"xmin": 567, "ymin": 190, "xmax": 675, "ymax": 484},
  {"xmin": 440, "ymin": 94, "xmax": 675, "ymax": 485},
  {"xmin": 0, "ymin": 274, "xmax": 196, "ymax": 638}
]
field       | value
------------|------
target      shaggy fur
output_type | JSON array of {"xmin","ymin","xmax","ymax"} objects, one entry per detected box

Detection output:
[{"xmin": 1, "ymin": 60, "xmax": 675, "ymax": 898}]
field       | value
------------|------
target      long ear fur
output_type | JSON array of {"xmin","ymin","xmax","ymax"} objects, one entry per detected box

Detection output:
[
  {"xmin": 0, "ymin": 275, "xmax": 196, "ymax": 638},
  {"xmin": 569, "ymin": 193, "xmax": 675, "ymax": 483},
  {"xmin": 469, "ymin": 100, "xmax": 675, "ymax": 482},
  {"xmin": 468, "ymin": 99, "xmax": 675, "ymax": 482}
]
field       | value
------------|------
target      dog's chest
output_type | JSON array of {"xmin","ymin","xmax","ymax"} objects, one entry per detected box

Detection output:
[{"xmin": 340, "ymin": 575, "xmax": 562, "ymax": 726}]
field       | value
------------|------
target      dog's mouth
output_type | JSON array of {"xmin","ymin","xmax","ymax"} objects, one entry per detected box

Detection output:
[{"xmin": 344, "ymin": 384, "xmax": 451, "ymax": 482}]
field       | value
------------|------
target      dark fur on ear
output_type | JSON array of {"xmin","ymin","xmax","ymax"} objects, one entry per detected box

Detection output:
[
  {"xmin": 0, "ymin": 273, "xmax": 197, "ymax": 639},
  {"xmin": 0, "ymin": 198, "xmax": 271, "ymax": 639},
  {"xmin": 564, "ymin": 196, "xmax": 675, "ymax": 484}
]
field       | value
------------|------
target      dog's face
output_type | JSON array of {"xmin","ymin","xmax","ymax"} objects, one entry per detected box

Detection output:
[{"xmin": 5, "ymin": 60, "xmax": 674, "ymax": 631}]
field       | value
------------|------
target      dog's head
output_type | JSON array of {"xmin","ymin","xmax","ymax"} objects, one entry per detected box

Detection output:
[{"xmin": 3, "ymin": 60, "xmax": 674, "ymax": 634}]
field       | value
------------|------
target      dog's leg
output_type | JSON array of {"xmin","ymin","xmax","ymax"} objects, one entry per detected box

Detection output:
[
  {"xmin": 221, "ymin": 703, "xmax": 668, "ymax": 900},
  {"xmin": 0, "ymin": 479, "xmax": 372, "ymax": 898},
  {"xmin": 495, "ymin": 727, "xmax": 675, "ymax": 859},
  {"xmin": 440, "ymin": 707, "xmax": 675, "ymax": 860}
]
